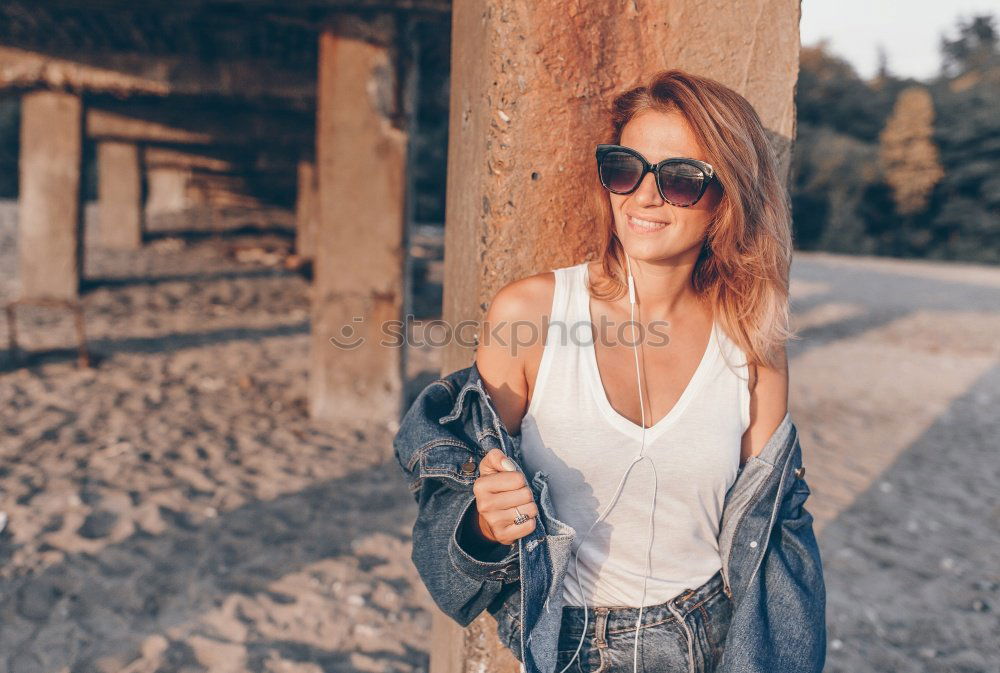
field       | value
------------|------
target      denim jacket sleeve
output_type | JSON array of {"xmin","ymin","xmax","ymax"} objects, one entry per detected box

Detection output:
[
  {"xmin": 393, "ymin": 375, "xmax": 521, "ymax": 628},
  {"xmin": 718, "ymin": 465, "xmax": 827, "ymax": 672}
]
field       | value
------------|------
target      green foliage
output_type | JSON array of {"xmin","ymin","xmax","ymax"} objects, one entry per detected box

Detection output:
[
  {"xmin": 941, "ymin": 14, "xmax": 1000, "ymax": 78},
  {"xmin": 797, "ymin": 42, "xmax": 896, "ymax": 142},
  {"xmin": 793, "ymin": 13, "xmax": 999, "ymax": 263}
]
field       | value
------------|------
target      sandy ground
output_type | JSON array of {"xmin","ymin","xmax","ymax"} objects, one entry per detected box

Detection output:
[
  {"xmin": 788, "ymin": 253, "xmax": 1000, "ymax": 673},
  {"xmin": 1, "ymin": 199, "xmax": 998, "ymax": 672},
  {"xmin": 0, "ymin": 202, "xmax": 430, "ymax": 673}
]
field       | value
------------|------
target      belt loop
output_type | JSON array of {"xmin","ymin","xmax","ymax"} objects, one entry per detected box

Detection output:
[
  {"xmin": 666, "ymin": 600, "xmax": 695, "ymax": 673},
  {"xmin": 593, "ymin": 607, "xmax": 610, "ymax": 649}
]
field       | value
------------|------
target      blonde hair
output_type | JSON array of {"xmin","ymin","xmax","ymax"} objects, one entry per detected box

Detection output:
[{"xmin": 589, "ymin": 69, "xmax": 797, "ymax": 369}]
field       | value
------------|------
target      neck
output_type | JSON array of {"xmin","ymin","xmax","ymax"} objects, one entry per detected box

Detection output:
[{"xmin": 626, "ymin": 256, "xmax": 703, "ymax": 320}]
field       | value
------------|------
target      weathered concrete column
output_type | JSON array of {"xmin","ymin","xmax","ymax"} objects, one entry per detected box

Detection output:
[
  {"xmin": 308, "ymin": 14, "xmax": 408, "ymax": 424},
  {"xmin": 18, "ymin": 89, "xmax": 83, "ymax": 300},
  {"xmin": 437, "ymin": 1, "xmax": 801, "ymax": 671},
  {"xmin": 295, "ymin": 157, "xmax": 318, "ymax": 259},
  {"xmin": 144, "ymin": 164, "xmax": 191, "ymax": 218},
  {"xmin": 97, "ymin": 140, "xmax": 143, "ymax": 249}
]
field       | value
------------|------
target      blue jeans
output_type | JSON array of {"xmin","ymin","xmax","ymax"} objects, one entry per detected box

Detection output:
[{"xmin": 555, "ymin": 569, "xmax": 733, "ymax": 673}]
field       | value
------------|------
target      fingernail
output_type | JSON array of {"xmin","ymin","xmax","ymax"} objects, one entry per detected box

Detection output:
[{"xmin": 500, "ymin": 458, "xmax": 517, "ymax": 471}]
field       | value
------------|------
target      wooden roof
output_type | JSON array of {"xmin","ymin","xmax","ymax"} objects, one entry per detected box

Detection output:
[{"xmin": 0, "ymin": 0, "xmax": 448, "ymax": 98}]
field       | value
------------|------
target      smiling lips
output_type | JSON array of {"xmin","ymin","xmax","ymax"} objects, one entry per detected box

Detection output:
[{"xmin": 627, "ymin": 214, "xmax": 670, "ymax": 233}]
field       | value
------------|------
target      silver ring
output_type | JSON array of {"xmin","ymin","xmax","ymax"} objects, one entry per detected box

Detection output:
[{"xmin": 513, "ymin": 507, "xmax": 529, "ymax": 526}]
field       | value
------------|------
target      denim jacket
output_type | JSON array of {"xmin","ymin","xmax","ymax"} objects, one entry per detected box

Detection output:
[{"xmin": 393, "ymin": 362, "xmax": 827, "ymax": 673}]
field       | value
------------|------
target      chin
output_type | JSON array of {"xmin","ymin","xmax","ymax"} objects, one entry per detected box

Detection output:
[{"xmin": 619, "ymin": 232, "xmax": 699, "ymax": 263}]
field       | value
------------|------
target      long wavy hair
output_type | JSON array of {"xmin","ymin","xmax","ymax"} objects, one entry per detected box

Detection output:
[{"xmin": 588, "ymin": 69, "xmax": 797, "ymax": 369}]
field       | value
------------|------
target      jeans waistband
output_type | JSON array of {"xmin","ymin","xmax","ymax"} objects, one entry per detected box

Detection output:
[{"xmin": 559, "ymin": 568, "xmax": 725, "ymax": 640}]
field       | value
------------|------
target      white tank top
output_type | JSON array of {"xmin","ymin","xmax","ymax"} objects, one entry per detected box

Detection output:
[{"xmin": 518, "ymin": 262, "xmax": 750, "ymax": 607}]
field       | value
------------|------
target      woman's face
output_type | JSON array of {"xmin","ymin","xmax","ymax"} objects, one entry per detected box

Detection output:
[{"xmin": 609, "ymin": 108, "xmax": 723, "ymax": 264}]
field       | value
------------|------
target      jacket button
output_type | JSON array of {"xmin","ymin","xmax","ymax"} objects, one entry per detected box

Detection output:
[
  {"xmin": 794, "ymin": 466, "xmax": 806, "ymax": 479},
  {"xmin": 461, "ymin": 459, "xmax": 477, "ymax": 475}
]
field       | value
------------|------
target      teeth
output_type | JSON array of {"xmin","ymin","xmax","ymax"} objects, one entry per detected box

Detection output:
[{"xmin": 630, "ymin": 216, "xmax": 667, "ymax": 230}]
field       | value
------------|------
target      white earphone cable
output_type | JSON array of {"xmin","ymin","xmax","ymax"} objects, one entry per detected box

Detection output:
[{"xmin": 556, "ymin": 255, "xmax": 679, "ymax": 673}]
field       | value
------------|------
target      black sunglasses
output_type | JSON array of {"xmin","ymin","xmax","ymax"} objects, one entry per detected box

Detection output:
[{"xmin": 595, "ymin": 144, "xmax": 718, "ymax": 207}]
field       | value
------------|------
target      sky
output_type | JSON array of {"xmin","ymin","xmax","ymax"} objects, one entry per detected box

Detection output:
[{"xmin": 800, "ymin": 0, "xmax": 999, "ymax": 81}]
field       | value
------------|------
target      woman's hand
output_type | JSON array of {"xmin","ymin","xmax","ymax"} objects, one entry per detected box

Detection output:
[{"xmin": 471, "ymin": 449, "xmax": 539, "ymax": 545}]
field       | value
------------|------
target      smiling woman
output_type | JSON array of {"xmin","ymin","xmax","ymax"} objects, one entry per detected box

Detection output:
[
  {"xmin": 395, "ymin": 68, "xmax": 823, "ymax": 673},
  {"xmin": 466, "ymin": 69, "xmax": 811, "ymax": 673}
]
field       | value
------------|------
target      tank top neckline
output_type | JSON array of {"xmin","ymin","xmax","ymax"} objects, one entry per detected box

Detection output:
[{"xmin": 574, "ymin": 261, "xmax": 720, "ymax": 441}]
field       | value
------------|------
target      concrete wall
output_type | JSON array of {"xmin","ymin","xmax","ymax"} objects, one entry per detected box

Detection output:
[{"xmin": 437, "ymin": 0, "xmax": 801, "ymax": 671}]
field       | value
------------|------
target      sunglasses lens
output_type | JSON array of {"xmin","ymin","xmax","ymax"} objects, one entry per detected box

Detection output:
[
  {"xmin": 658, "ymin": 163, "xmax": 705, "ymax": 206},
  {"xmin": 599, "ymin": 151, "xmax": 644, "ymax": 193}
]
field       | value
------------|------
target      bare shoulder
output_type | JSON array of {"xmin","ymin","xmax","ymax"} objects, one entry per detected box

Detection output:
[
  {"xmin": 482, "ymin": 271, "xmax": 555, "ymax": 327},
  {"xmin": 741, "ymin": 342, "xmax": 790, "ymax": 465},
  {"xmin": 476, "ymin": 270, "xmax": 555, "ymax": 434}
]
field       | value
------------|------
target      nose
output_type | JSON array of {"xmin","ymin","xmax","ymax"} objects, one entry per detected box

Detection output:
[{"xmin": 633, "ymin": 171, "xmax": 664, "ymax": 207}]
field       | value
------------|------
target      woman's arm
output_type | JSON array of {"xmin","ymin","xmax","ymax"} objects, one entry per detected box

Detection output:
[
  {"xmin": 475, "ymin": 272, "xmax": 555, "ymax": 435},
  {"xmin": 394, "ymin": 273, "xmax": 552, "ymax": 627},
  {"xmin": 740, "ymin": 342, "xmax": 789, "ymax": 466},
  {"xmin": 455, "ymin": 273, "xmax": 554, "ymax": 552},
  {"xmin": 457, "ymin": 493, "xmax": 516, "ymax": 560},
  {"xmin": 396, "ymin": 379, "xmax": 521, "ymax": 627}
]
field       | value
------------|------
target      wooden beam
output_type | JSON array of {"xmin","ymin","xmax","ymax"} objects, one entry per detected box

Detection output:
[
  {"xmin": 86, "ymin": 105, "xmax": 313, "ymax": 148},
  {"xmin": 0, "ymin": 45, "xmax": 315, "ymax": 100},
  {"xmin": 88, "ymin": 108, "xmax": 212, "ymax": 145}
]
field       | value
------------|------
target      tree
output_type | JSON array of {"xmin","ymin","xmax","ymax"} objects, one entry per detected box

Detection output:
[
  {"xmin": 797, "ymin": 42, "xmax": 895, "ymax": 142},
  {"xmin": 879, "ymin": 86, "xmax": 944, "ymax": 216},
  {"xmin": 940, "ymin": 14, "xmax": 999, "ymax": 78},
  {"xmin": 873, "ymin": 43, "xmax": 891, "ymax": 88}
]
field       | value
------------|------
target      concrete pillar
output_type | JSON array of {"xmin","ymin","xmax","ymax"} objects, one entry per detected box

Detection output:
[
  {"xmin": 144, "ymin": 164, "xmax": 191, "ymax": 217},
  {"xmin": 18, "ymin": 90, "xmax": 83, "ymax": 300},
  {"xmin": 97, "ymin": 140, "xmax": 143, "ymax": 249},
  {"xmin": 308, "ymin": 15, "xmax": 408, "ymax": 424},
  {"xmin": 437, "ymin": 1, "xmax": 801, "ymax": 671},
  {"xmin": 295, "ymin": 158, "xmax": 318, "ymax": 259},
  {"xmin": 143, "ymin": 146, "xmax": 277, "ymax": 222}
]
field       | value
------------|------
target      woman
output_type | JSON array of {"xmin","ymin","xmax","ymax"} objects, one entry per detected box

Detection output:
[{"xmin": 463, "ymin": 69, "xmax": 806, "ymax": 672}]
